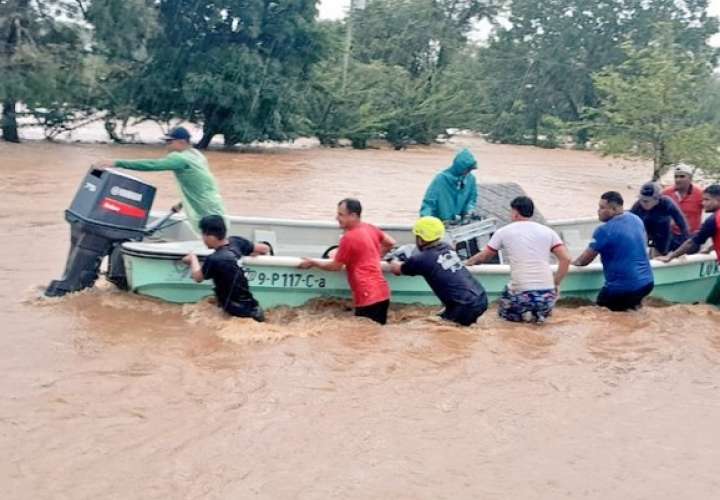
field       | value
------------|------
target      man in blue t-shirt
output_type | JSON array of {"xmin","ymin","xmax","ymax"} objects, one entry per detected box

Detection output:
[
  {"xmin": 389, "ymin": 216, "xmax": 488, "ymax": 326},
  {"xmin": 573, "ymin": 191, "xmax": 654, "ymax": 311}
]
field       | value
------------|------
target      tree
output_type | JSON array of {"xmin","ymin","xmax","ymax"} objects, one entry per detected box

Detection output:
[
  {"xmin": 305, "ymin": 0, "xmax": 498, "ymax": 148},
  {"xmin": 129, "ymin": 0, "xmax": 324, "ymax": 148},
  {"xmin": 477, "ymin": 0, "xmax": 719, "ymax": 147},
  {"xmin": 589, "ymin": 28, "xmax": 719, "ymax": 180},
  {"xmin": 84, "ymin": 0, "xmax": 159, "ymax": 142}
]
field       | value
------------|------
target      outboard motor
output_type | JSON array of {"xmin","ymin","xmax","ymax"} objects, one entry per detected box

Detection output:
[{"xmin": 45, "ymin": 168, "xmax": 156, "ymax": 297}]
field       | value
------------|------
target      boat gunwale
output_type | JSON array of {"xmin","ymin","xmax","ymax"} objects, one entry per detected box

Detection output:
[{"xmin": 121, "ymin": 245, "xmax": 718, "ymax": 275}]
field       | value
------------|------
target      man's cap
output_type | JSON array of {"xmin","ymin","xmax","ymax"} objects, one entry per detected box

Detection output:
[
  {"xmin": 673, "ymin": 163, "xmax": 693, "ymax": 176},
  {"xmin": 413, "ymin": 216, "xmax": 445, "ymax": 242},
  {"xmin": 639, "ymin": 181, "xmax": 661, "ymax": 201},
  {"xmin": 163, "ymin": 126, "xmax": 191, "ymax": 142}
]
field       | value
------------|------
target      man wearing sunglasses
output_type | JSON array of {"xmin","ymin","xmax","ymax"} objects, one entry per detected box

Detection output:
[
  {"xmin": 662, "ymin": 163, "xmax": 704, "ymax": 252},
  {"xmin": 95, "ymin": 126, "xmax": 226, "ymax": 235}
]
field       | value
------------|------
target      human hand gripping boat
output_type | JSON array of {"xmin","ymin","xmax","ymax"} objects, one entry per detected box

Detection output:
[
  {"xmin": 121, "ymin": 211, "xmax": 720, "ymax": 308},
  {"xmin": 47, "ymin": 168, "xmax": 719, "ymax": 307}
]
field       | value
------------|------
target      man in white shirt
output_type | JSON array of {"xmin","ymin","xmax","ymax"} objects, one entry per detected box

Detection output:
[{"xmin": 466, "ymin": 196, "xmax": 571, "ymax": 323}]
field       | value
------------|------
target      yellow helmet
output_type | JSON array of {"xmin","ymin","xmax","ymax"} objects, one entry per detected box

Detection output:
[{"xmin": 413, "ymin": 216, "xmax": 445, "ymax": 242}]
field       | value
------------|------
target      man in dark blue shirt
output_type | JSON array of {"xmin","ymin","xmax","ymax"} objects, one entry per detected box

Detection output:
[
  {"xmin": 657, "ymin": 184, "xmax": 720, "ymax": 305},
  {"xmin": 390, "ymin": 216, "xmax": 488, "ymax": 326},
  {"xmin": 574, "ymin": 191, "xmax": 654, "ymax": 311},
  {"xmin": 631, "ymin": 182, "xmax": 689, "ymax": 256}
]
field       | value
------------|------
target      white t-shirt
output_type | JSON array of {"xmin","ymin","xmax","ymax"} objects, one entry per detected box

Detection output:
[{"xmin": 487, "ymin": 220, "xmax": 564, "ymax": 292}]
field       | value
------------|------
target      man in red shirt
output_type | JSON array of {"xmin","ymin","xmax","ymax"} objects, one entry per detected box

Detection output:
[
  {"xmin": 662, "ymin": 163, "xmax": 704, "ymax": 250},
  {"xmin": 299, "ymin": 198, "xmax": 396, "ymax": 324}
]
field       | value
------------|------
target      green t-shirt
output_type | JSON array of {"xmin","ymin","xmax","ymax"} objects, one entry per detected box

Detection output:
[{"xmin": 114, "ymin": 148, "xmax": 226, "ymax": 232}]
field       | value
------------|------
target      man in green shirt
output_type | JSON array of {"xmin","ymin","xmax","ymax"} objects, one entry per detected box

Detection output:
[{"xmin": 96, "ymin": 127, "xmax": 226, "ymax": 234}]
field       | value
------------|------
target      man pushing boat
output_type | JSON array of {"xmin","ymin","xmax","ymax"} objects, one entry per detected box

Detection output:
[
  {"xmin": 95, "ymin": 126, "xmax": 225, "ymax": 235},
  {"xmin": 298, "ymin": 198, "xmax": 396, "ymax": 325},
  {"xmin": 657, "ymin": 184, "xmax": 720, "ymax": 305}
]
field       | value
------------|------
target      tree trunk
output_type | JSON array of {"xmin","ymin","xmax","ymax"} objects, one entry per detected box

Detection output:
[
  {"xmin": 197, "ymin": 127, "xmax": 215, "ymax": 149},
  {"xmin": 652, "ymin": 140, "xmax": 665, "ymax": 181},
  {"xmin": 103, "ymin": 118, "xmax": 125, "ymax": 143},
  {"xmin": 1, "ymin": 100, "xmax": 20, "ymax": 143}
]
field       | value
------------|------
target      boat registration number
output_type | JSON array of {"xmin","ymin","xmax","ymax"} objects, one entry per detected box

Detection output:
[
  {"xmin": 245, "ymin": 270, "xmax": 327, "ymax": 289},
  {"xmin": 699, "ymin": 261, "xmax": 720, "ymax": 278}
]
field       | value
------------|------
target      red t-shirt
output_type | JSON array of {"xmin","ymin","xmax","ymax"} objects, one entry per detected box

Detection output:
[
  {"xmin": 663, "ymin": 184, "xmax": 704, "ymax": 234},
  {"xmin": 334, "ymin": 222, "xmax": 390, "ymax": 307}
]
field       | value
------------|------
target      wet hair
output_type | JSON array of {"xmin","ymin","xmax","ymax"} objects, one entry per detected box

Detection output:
[
  {"xmin": 601, "ymin": 191, "xmax": 624, "ymax": 207},
  {"xmin": 705, "ymin": 184, "xmax": 720, "ymax": 198},
  {"xmin": 338, "ymin": 198, "xmax": 362, "ymax": 216},
  {"xmin": 199, "ymin": 215, "xmax": 227, "ymax": 239},
  {"xmin": 510, "ymin": 196, "xmax": 534, "ymax": 218}
]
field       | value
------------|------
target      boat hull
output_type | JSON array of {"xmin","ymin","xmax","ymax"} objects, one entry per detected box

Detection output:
[{"xmin": 122, "ymin": 246, "xmax": 720, "ymax": 307}]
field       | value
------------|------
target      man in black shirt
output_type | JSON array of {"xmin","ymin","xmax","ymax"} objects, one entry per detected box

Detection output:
[
  {"xmin": 183, "ymin": 215, "xmax": 269, "ymax": 321},
  {"xmin": 390, "ymin": 216, "xmax": 488, "ymax": 326}
]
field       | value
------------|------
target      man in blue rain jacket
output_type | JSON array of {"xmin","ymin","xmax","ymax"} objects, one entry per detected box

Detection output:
[{"xmin": 419, "ymin": 148, "xmax": 478, "ymax": 222}]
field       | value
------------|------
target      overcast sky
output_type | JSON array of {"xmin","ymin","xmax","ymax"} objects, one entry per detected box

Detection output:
[{"xmin": 318, "ymin": 0, "xmax": 720, "ymax": 46}]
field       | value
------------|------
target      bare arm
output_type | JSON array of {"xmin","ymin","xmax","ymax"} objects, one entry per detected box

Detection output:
[
  {"xmin": 298, "ymin": 258, "xmax": 344, "ymax": 271},
  {"xmin": 573, "ymin": 248, "xmax": 598, "ymax": 267},
  {"xmin": 656, "ymin": 239, "xmax": 699, "ymax": 263},
  {"xmin": 552, "ymin": 245, "xmax": 571, "ymax": 286},
  {"xmin": 380, "ymin": 232, "xmax": 396, "ymax": 255},
  {"xmin": 466, "ymin": 246, "xmax": 498, "ymax": 266},
  {"xmin": 182, "ymin": 253, "xmax": 205, "ymax": 282}
]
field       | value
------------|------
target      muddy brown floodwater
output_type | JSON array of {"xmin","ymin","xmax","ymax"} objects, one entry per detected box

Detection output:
[{"xmin": 2, "ymin": 138, "xmax": 720, "ymax": 500}]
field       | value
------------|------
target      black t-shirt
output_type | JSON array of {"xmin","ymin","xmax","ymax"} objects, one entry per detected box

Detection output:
[
  {"xmin": 201, "ymin": 236, "xmax": 256, "ymax": 308},
  {"xmin": 401, "ymin": 242, "xmax": 487, "ymax": 308}
]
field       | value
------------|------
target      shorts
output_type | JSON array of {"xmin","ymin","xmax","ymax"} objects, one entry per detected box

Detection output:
[
  {"xmin": 441, "ymin": 296, "xmax": 489, "ymax": 326},
  {"xmin": 498, "ymin": 287, "xmax": 557, "ymax": 324},
  {"xmin": 224, "ymin": 299, "xmax": 265, "ymax": 322},
  {"xmin": 355, "ymin": 299, "xmax": 390, "ymax": 325},
  {"xmin": 596, "ymin": 282, "xmax": 654, "ymax": 312}
]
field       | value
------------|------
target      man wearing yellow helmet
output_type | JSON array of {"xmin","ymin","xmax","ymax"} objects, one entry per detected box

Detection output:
[{"xmin": 389, "ymin": 216, "xmax": 488, "ymax": 326}]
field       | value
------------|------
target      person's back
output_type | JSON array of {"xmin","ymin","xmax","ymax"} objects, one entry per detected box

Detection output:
[
  {"xmin": 466, "ymin": 196, "xmax": 571, "ymax": 323},
  {"xmin": 593, "ymin": 212, "xmax": 653, "ymax": 293},
  {"xmin": 401, "ymin": 242, "xmax": 488, "ymax": 325},
  {"xmin": 488, "ymin": 221, "xmax": 560, "ymax": 292}
]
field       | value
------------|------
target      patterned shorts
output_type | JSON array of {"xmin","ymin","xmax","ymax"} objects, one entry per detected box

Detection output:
[{"xmin": 498, "ymin": 287, "xmax": 558, "ymax": 323}]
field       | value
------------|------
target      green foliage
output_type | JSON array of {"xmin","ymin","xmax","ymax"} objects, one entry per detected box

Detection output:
[
  {"xmin": 129, "ymin": 0, "xmax": 324, "ymax": 148},
  {"xmin": 304, "ymin": 0, "xmax": 497, "ymax": 149},
  {"xmin": 589, "ymin": 27, "xmax": 720, "ymax": 179},
  {"xmin": 0, "ymin": 0, "xmax": 91, "ymax": 141},
  {"xmin": 477, "ymin": 0, "xmax": 719, "ymax": 147}
]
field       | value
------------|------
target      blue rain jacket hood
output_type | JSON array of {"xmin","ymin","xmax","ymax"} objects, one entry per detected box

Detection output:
[{"xmin": 419, "ymin": 149, "xmax": 478, "ymax": 221}]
